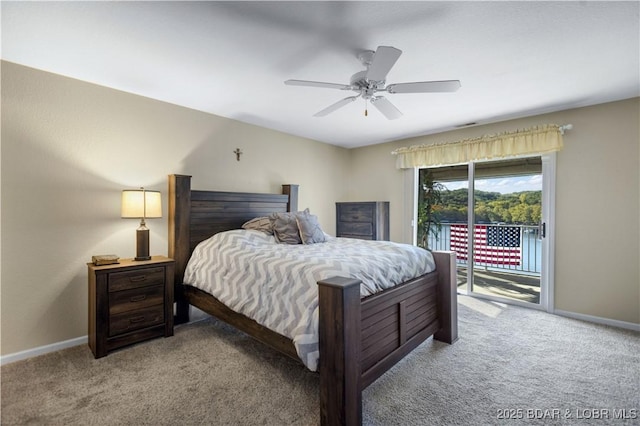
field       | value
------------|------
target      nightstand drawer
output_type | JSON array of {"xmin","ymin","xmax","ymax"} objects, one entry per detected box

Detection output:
[
  {"xmin": 109, "ymin": 305, "xmax": 164, "ymax": 336},
  {"xmin": 109, "ymin": 285, "xmax": 164, "ymax": 315},
  {"xmin": 108, "ymin": 267, "xmax": 165, "ymax": 292}
]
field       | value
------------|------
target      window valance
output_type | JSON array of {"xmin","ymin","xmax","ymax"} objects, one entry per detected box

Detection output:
[{"xmin": 391, "ymin": 124, "xmax": 565, "ymax": 169}]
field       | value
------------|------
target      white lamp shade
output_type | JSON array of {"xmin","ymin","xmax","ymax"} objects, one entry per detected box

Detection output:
[{"xmin": 121, "ymin": 189, "xmax": 162, "ymax": 218}]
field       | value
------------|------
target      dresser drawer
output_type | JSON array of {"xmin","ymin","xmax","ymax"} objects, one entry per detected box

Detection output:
[
  {"xmin": 337, "ymin": 221, "xmax": 373, "ymax": 237},
  {"xmin": 108, "ymin": 267, "xmax": 165, "ymax": 292},
  {"xmin": 338, "ymin": 204, "xmax": 374, "ymax": 222},
  {"xmin": 109, "ymin": 305, "xmax": 164, "ymax": 336},
  {"xmin": 109, "ymin": 284, "xmax": 164, "ymax": 315}
]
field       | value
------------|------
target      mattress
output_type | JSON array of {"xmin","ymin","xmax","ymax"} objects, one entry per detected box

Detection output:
[{"xmin": 183, "ymin": 229, "xmax": 435, "ymax": 370}]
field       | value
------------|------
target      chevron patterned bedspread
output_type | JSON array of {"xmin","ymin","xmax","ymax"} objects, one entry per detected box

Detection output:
[{"xmin": 183, "ymin": 229, "xmax": 436, "ymax": 371}]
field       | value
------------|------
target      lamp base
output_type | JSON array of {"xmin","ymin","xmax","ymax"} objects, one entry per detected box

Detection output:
[{"xmin": 135, "ymin": 227, "xmax": 151, "ymax": 261}]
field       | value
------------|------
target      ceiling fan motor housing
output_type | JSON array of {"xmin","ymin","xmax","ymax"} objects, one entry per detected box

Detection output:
[
  {"xmin": 350, "ymin": 70, "xmax": 385, "ymax": 100},
  {"xmin": 350, "ymin": 70, "xmax": 380, "ymax": 87}
]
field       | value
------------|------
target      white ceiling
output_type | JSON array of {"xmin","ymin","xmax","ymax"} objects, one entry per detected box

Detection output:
[{"xmin": 2, "ymin": 1, "xmax": 639, "ymax": 148}]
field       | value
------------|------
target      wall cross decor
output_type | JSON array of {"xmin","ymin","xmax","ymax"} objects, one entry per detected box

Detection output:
[{"xmin": 233, "ymin": 148, "xmax": 243, "ymax": 161}]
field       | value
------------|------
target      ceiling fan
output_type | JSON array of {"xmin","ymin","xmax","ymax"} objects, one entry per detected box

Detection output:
[{"xmin": 284, "ymin": 46, "xmax": 461, "ymax": 120}]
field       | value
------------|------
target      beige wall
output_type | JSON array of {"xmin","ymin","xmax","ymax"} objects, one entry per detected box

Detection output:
[
  {"xmin": 0, "ymin": 61, "xmax": 350, "ymax": 355},
  {"xmin": 2, "ymin": 60, "xmax": 637, "ymax": 357},
  {"xmin": 348, "ymin": 98, "xmax": 640, "ymax": 325}
]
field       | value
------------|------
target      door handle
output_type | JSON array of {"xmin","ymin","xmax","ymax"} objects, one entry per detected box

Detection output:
[{"xmin": 541, "ymin": 222, "xmax": 546, "ymax": 238}]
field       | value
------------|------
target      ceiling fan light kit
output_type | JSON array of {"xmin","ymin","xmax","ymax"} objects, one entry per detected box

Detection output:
[{"xmin": 285, "ymin": 45, "xmax": 461, "ymax": 120}]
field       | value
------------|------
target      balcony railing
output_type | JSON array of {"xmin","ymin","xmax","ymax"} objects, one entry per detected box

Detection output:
[{"xmin": 426, "ymin": 223, "xmax": 541, "ymax": 275}]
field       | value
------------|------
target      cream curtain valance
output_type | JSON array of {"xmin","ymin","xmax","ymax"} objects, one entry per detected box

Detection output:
[{"xmin": 392, "ymin": 124, "xmax": 565, "ymax": 169}]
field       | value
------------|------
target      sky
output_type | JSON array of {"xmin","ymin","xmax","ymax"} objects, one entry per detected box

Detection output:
[{"xmin": 440, "ymin": 174, "xmax": 542, "ymax": 194}]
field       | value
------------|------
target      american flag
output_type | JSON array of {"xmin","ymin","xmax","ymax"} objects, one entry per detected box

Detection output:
[{"xmin": 450, "ymin": 224, "xmax": 521, "ymax": 266}]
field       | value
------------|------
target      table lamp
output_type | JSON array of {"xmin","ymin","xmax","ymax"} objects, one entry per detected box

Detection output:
[{"xmin": 121, "ymin": 188, "xmax": 162, "ymax": 261}]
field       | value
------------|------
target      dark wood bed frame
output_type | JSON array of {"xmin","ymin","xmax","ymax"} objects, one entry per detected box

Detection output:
[{"xmin": 168, "ymin": 174, "xmax": 458, "ymax": 426}]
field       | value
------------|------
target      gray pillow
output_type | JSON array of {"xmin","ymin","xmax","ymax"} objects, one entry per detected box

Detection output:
[
  {"xmin": 241, "ymin": 217, "xmax": 273, "ymax": 234},
  {"xmin": 269, "ymin": 211, "xmax": 303, "ymax": 244},
  {"xmin": 296, "ymin": 211, "xmax": 326, "ymax": 244}
]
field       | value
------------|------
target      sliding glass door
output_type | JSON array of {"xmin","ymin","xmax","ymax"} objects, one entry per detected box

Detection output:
[
  {"xmin": 470, "ymin": 158, "xmax": 542, "ymax": 305},
  {"xmin": 417, "ymin": 155, "xmax": 552, "ymax": 309}
]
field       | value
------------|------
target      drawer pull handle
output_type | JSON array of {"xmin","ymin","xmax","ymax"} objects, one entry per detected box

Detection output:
[
  {"xmin": 129, "ymin": 316, "xmax": 146, "ymax": 324},
  {"xmin": 130, "ymin": 295, "xmax": 147, "ymax": 303},
  {"xmin": 129, "ymin": 275, "xmax": 147, "ymax": 283}
]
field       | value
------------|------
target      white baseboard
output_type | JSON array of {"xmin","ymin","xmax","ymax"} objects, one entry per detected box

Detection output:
[
  {"xmin": 2, "ymin": 310, "xmax": 637, "ymax": 366},
  {"xmin": 0, "ymin": 336, "xmax": 88, "ymax": 366},
  {"xmin": 554, "ymin": 309, "xmax": 640, "ymax": 332},
  {"xmin": 0, "ymin": 313, "xmax": 209, "ymax": 366}
]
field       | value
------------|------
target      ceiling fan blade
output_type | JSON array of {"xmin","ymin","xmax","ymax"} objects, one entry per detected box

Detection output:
[
  {"xmin": 370, "ymin": 96, "xmax": 403, "ymax": 120},
  {"xmin": 313, "ymin": 96, "xmax": 359, "ymax": 117},
  {"xmin": 285, "ymin": 79, "xmax": 351, "ymax": 90},
  {"xmin": 386, "ymin": 80, "xmax": 461, "ymax": 94},
  {"xmin": 366, "ymin": 46, "xmax": 402, "ymax": 82}
]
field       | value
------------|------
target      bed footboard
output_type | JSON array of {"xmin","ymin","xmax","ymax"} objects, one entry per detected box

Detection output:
[{"xmin": 317, "ymin": 250, "xmax": 457, "ymax": 426}]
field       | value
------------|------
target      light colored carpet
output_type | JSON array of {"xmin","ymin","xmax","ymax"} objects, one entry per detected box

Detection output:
[{"xmin": 2, "ymin": 296, "xmax": 639, "ymax": 425}]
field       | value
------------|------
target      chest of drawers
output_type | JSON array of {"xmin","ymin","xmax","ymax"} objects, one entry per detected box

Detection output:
[{"xmin": 336, "ymin": 202, "xmax": 389, "ymax": 240}]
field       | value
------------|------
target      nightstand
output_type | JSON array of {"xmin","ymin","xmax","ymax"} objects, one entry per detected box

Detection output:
[{"xmin": 88, "ymin": 256, "xmax": 174, "ymax": 358}]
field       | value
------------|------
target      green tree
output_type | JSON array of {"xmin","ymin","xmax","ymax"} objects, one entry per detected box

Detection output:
[
  {"xmin": 417, "ymin": 170, "xmax": 445, "ymax": 249},
  {"xmin": 436, "ymin": 188, "xmax": 542, "ymax": 224}
]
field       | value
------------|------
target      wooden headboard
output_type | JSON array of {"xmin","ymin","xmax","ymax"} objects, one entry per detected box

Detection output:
[{"xmin": 168, "ymin": 175, "xmax": 298, "ymax": 319}]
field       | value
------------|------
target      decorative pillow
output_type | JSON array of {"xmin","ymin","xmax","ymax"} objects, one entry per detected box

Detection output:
[
  {"xmin": 241, "ymin": 217, "xmax": 273, "ymax": 234},
  {"xmin": 269, "ymin": 211, "xmax": 303, "ymax": 244},
  {"xmin": 296, "ymin": 211, "xmax": 327, "ymax": 244}
]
